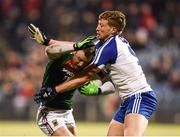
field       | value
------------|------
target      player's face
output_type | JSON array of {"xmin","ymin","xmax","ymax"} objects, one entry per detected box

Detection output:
[
  {"xmin": 96, "ymin": 19, "xmax": 116, "ymax": 41},
  {"xmin": 72, "ymin": 50, "xmax": 89, "ymax": 69}
]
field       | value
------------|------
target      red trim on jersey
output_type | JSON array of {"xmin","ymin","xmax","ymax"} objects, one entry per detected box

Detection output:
[{"xmin": 63, "ymin": 59, "xmax": 78, "ymax": 73}]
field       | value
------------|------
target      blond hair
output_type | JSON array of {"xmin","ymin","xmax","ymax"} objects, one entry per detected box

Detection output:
[{"xmin": 99, "ymin": 11, "xmax": 126, "ymax": 34}]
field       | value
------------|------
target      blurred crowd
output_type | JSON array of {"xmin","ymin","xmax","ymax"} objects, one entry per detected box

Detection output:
[{"xmin": 0, "ymin": 0, "xmax": 180, "ymax": 122}]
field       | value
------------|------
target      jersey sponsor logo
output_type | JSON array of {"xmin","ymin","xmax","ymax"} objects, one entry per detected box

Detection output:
[
  {"xmin": 52, "ymin": 119, "xmax": 58, "ymax": 127},
  {"xmin": 62, "ymin": 68, "xmax": 74, "ymax": 81},
  {"xmin": 43, "ymin": 92, "xmax": 48, "ymax": 98}
]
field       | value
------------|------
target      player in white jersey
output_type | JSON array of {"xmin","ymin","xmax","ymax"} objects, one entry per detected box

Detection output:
[
  {"xmin": 92, "ymin": 35, "xmax": 152, "ymax": 99},
  {"xmin": 92, "ymin": 11, "xmax": 157, "ymax": 136},
  {"xmin": 91, "ymin": 34, "xmax": 157, "ymax": 136},
  {"xmin": 30, "ymin": 11, "xmax": 157, "ymax": 136}
]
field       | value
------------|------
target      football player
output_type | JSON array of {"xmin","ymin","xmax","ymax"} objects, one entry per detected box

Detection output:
[{"xmin": 28, "ymin": 24, "xmax": 115, "ymax": 136}]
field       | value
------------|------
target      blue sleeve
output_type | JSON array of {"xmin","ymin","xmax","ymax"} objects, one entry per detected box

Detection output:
[{"xmin": 92, "ymin": 38, "xmax": 118, "ymax": 67}]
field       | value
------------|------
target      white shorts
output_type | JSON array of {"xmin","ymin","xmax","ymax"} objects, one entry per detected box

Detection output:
[{"xmin": 36, "ymin": 106, "xmax": 76, "ymax": 136}]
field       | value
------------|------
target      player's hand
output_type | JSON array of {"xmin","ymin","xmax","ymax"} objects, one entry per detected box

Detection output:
[
  {"xmin": 79, "ymin": 81, "xmax": 101, "ymax": 96},
  {"xmin": 73, "ymin": 36, "xmax": 96, "ymax": 50},
  {"xmin": 34, "ymin": 86, "xmax": 58, "ymax": 105},
  {"xmin": 28, "ymin": 24, "xmax": 50, "ymax": 45}
]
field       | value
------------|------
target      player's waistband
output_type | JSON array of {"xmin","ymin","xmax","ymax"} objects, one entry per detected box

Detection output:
[
  {"xmin": 39, "ymin": 105, "xmax": 72, "ymax": 113},
  {"xmin": 120, "ymin": 88, "xmax": 153, "ymax": 101}
]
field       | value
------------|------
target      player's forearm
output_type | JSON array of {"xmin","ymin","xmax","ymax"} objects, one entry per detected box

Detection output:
[
  {"xmin": 48, "ymin": 39, "xmax": 75, "ymax": 46},
  {"xmin": 48, "ymin": 39, "xmax": 60, "ymax": 45},
  {"xmin": 97, "ymin": 71, "xmax": 116, "ymax": 94},
  {"xmin": 55, "ymin": 65, "xmax": 100, "ymax": 93},
  {"xmin": 55, "ymin": 75, "xmax": 90, "ymax": 93},
  {"xmin": 45, "ymin": 40, "xmax": 75, "ymax": 59},
  {"xmin": 46, "ymin": 42, "xmax": 75, "ymax": 54},
  {"xmin": 99, "ymin": 81, "xmax": 116, "ymax": 95}
]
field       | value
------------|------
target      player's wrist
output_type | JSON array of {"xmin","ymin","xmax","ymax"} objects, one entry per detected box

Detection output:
[
  {"xmin": 34, "ymin": 86, "xmax": 58, "ymax": 105},
  {"xmin": 43, "ymin": 38, "xmax": 50, "ymax": 46},
  {"xmin": 73, "ymin": 43, "xmax": 79, "ymax": 50},
  {"xmin": 42, "ymin": 86, "xmax": 58, "ymax": 100},
  {"xmin": 73, "ymin": 36, "xmax": 96, "ymax": 50},
  {"xmin": 51, "ymin": 86, "xmax": 58, "ymax": 96},
  {"xmin": 97, "ymin": 88, "xmax": 101, "ymax": 95}
]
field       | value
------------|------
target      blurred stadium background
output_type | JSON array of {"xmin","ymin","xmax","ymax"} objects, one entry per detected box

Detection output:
[{"xmin": 0, "ymin": 0, "xmax": 180, "ymax": 135}]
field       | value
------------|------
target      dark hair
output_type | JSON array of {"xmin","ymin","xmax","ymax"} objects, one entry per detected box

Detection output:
[{"xmin": 83, "ymin": 46, "xmax": 96, "ymax": 63}]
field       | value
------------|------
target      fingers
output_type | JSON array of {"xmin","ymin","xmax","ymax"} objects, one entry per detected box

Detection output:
[
  {"xmin": 28, "ymin": 23, "xmax": 49, "ymax": 45},
  {"xmin": 28, "ymin": 24, "xmax": 36, "ymax": 39},
  {"xmin": 34, "ymin": 94, "xmax": 47, "ymax": 105},
  {"xmin": 28, "ymin": 24, "xmax": 37, "ymax": 34},
  {"xmin": 34, "ymin": 95, "xmax": 42, "ymax": 104},
  {"xmin": 34, "ymin": 90, "xmax": 45, "ymax": 104},
  {"xmin": 28, "ymin": 24, "xmax": 40, "ymax": 39},
  {"xmin": 80, "ymin": 89, "xmax": 85, "ymax": 94},
  {"xmin": 86, "ymin": 36, "xmax": 96, "ymax": 42},
  {"xmin": 89, "ymin": 36, "xmax": 96, "ymax": 39}
]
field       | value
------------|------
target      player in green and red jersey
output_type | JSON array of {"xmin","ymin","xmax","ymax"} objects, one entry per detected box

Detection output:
[
  {"xmin": 28, "ymin": 24, "xmax": 116, "ymax": 136},
  {"xmin": 36, "ymin": 48, "xmax": 94, "ymax": 136}
]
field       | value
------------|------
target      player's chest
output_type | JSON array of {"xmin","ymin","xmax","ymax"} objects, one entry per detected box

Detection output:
[
  {"xmin": 60, "ymin": 67, "xmax": 74, "ymax": 80},
  {"xmin": 60, "ymin": 60, "xmax": 77, "ymax": 81}
]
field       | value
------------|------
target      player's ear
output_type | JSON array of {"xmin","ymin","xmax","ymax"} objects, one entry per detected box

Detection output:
[{"xmin": 111, "ymin": 27, "xmax": 118, "ymax": 34}]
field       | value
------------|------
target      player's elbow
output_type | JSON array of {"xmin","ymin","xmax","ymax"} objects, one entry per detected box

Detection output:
[
  {"xmin": 82, "ymin": 75, "xmax": 92, "ymax": 82},
  {"xmin": 45, "ymin": 45, "xmax": 60, "ymax": 54},
  {"xmin": 86, "ymin": 67, "xmax": 100, "ymax": 79},
  {"xmin": 45, "ymin": 46, "xmax": 62, "ymax": 60}
]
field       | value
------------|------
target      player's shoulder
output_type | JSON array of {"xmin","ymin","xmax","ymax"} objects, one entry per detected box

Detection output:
[{"xmin": 115, "ymin": 35, "xmax": 129, "ymax": 45}]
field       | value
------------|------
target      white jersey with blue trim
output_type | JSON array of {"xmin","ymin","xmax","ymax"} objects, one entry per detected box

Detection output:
[{"xmin": 92, "ymin": 35, "xmax": 152, "ymax": 99}]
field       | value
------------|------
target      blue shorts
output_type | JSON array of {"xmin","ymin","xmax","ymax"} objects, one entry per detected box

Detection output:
[{"xmin": 113, "ymin": 91, "xmax": 158, "ymax": 123}]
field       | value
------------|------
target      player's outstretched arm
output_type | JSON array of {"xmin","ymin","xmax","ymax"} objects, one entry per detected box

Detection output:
[
  {"xmin": 45, "ymin": 36, "xmax": 97, "ymax": 60},
  {"xmin": 28, "ymin": 24, "xmax": 97, "ymax": 59},
  {"xmin": 28, "ymin": 24, "xmax": 96, "ymax": 49},
  {"xmin": 46, "ymin": 35, "xmax": 97, "ymax": 53}
]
